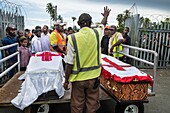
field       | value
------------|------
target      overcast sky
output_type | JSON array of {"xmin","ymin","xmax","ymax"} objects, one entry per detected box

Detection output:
[{"xmin": 6, "ymin": 0, "xmax": 170, "ymax": 29}]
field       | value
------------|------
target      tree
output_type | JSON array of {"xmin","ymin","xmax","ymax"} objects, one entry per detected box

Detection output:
[
  {"xmin": 116, "ymin": 9, "xmax": 131, "ymax": 32},
  {"xmin": 72, "ymin": 17, "xmax": 76, "ymax": 27},
  {"xmin": 164, "ymin": 18, "xmax": 170, "ymax": 23},
  {"xmin": 46, "ymin": 3, "xmax": 55, "ymax": 21},
  {"xmin": 124, "ymin": 9, "xmax": 130, "ymax": 20},
  {"xmin": 144, "ymin": 17, "xmax": 150, "ymax": 28},
  {"xmin": 116, "ymin": 14, "xmax": 124, "ymax": 27},
  {"xmin": 58, "ymin": 15, "xmax": 63, "ymax": 22},
  {"xmin": 140, "ymin": 17, "xmax": 144, "ymax": 24}
]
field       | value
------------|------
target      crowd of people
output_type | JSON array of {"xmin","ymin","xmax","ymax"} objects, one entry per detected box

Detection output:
[
  {"xmin": 1, "ymin": 6, "xmax": 132, "ymax": 113},
  {"xmin": 2, "ymin": 17, "xmax": 131, "ymax": 76}
]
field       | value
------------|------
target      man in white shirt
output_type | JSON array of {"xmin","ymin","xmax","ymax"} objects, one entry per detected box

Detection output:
[
  {"xmin": 31, "ymin": 26, "xmax": 42, "ymax": 54},
  {"xmin": 40, "ymin": 25, "xmax": 50, "ymax": 51}
]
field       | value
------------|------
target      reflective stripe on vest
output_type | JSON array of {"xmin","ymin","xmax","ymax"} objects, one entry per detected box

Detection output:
[
  {"xmin": 54, "ymin": 30, "xmax": 66, "ymax": 50},
  {"xmin": 112, "ymin": 32, "xmax": 123, "ymax": 57},
  {"xmin": 71, "ymin": 29, "xmax": 101, "ymax": 74}
]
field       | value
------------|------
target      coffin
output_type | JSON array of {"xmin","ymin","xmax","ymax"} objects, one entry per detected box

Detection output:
[{"xmin": 101, "ymin": 54, "xmax": 152, "ymax": 101}]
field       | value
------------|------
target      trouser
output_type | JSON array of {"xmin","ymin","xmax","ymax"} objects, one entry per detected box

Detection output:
[{"xmin": 71, "ymin": 78, "xmax": 100, "ymax": 113}]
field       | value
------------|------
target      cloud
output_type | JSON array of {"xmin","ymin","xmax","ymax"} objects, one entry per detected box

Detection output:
[
  {"xmin": 6, "ymin": 0, "xmax": 170, "ymax": 29},
  {"xmin": 87, "ymin": 0, "xmax": 170, "ymax": 12}
]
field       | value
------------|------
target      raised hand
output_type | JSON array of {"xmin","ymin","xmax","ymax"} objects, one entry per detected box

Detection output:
[{"xmin": 101, "ymin": 6, "xmax": 111, "ymax": 18}]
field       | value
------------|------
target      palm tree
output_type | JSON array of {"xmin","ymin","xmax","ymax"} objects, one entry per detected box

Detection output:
[
  {"xmin": 164, "ymin": 18, "xmax": 170, "ymax": 23},
  {"xmin": 116, "ymin": 9, "xmax": 131, "ymax": 32},
  {"xmin": 139, "ymin": 16, "xmax": 144, "ymax": 27},
  {"xmin": 144, "ymin": 17, "xmax": 150, "ymax": 28},
  {"xmin": 124, "ymin": 9, "xmax": 130, "ymax": 20},
  {"xmin": 58, "ymin": 15, "xmax": 63, "ymax": 22},
  {"xmin": 72, "ymin": 17, "xmax": 76, "ymax": 27},
  {"xmin": 46, "ymin": 3, "xmax": 55, "ymax": 21},
  {"xmin": 116, "ymin": 14, "xmax": 124, "ymax": 27}
]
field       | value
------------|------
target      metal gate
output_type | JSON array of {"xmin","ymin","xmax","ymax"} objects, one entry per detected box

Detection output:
[
  {"xmin": 0, "ymin": 0, "xmax": 25, "ymax": 45},
  {"xmin": 125, "ymin": 14, "xmax": 170, "ymax": 68}
]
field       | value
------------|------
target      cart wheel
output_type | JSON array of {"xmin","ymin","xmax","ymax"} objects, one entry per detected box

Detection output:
[
  {"xmin": 31, "ymin": 104, "xmax": 50, "ymax": 113},
  {"xmin": 37, "ymin": 104, "xmax": 49, "ymax": 113},
  {"xmin": 115, "ymin": 103, "xmax": 144, "ymax": 113}
]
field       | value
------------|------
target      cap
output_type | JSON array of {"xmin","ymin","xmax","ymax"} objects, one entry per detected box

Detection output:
[
  {"xmin": 54, "ymin": 20, "xmax": 66, "ymax": 26},
  {"xmin": 6, "ymin": 24, "xmax": 17, "ymax": 31},
  {"xmin": 105, "ymin": 26, "xmax": 110, "ymax": 30},
  {"xmin": 110, "ymin": 25, "xmax": 116, "ymax": 30},
  {"xmin": 78, "ymin": 13, "xmax": 92, "ymax": 24}
]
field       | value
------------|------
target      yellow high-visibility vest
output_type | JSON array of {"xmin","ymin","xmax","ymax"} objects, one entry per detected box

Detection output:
[
  {"xmin": 111, "ymin": 32, "xmax": 123, "ymax": 58},
  {"xmin": 67, "ymin": 27, "xmax": 101, "ymax": 82}
]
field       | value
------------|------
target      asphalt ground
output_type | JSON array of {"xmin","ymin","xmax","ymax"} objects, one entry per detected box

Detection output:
[{"xmin": 0, "ymin": 69, "xmax": 169, "ymax": 113}]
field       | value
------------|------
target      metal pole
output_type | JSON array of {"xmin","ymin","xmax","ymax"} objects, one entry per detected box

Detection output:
[
  {"xmin": 153, "ymin": 52, "xmax": 158, "ymax": 93},
  {"xmin": 17, "ymin": 44, "xmax": 20, "ymax": 72},
  {"xmin": 54, "ymin": 5, "xmax": 57, "ymax": 21}
]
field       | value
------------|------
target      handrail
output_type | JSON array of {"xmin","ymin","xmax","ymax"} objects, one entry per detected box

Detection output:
[
  {"xmin": 0, "ymin": 43, "xmax": 18, "ymax": 50},
  {"xmin": 0, "ymin": 43, "xmax": 20, "ymax": 79},
  {"xmin": 117, "ymin": 44, "xmax": 158, "ymax": 95}
]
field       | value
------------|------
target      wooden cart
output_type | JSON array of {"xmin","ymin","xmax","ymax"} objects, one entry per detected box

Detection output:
[
  {"xmin": 100, "ymin": 74, "xmax": 150, "ymax": 113},
  {"xmin": 0, "ymin": 72, "xmax": 112, "ymax": 113}
]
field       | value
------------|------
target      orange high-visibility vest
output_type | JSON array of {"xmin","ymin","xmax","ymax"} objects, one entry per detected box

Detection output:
[{"xmin": 50, "ymin": 30, "xmax": 66, "ymax": 51}]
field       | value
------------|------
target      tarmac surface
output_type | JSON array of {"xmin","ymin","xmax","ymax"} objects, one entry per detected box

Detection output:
[
  {"xmin": 0, "ymin": 69, "xmax": 169, "ymax": 113},
  {"xmin": 144, "ymin": 69, "xmax": 170, "ymax": 113}
]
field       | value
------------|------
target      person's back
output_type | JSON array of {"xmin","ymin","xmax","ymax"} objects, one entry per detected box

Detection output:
[
  {"xmin": 64, "ymin": 7, "xmax": 111, "ymax": 113},
  {"xmin": 67, "ymin": 27, "xmax": 101, "ymax": 82}
]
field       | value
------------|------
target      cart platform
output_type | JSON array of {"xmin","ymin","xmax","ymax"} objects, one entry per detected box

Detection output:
[{"xmin": 0, "ymin": 72, "xmax": 111, "ymax": 107}]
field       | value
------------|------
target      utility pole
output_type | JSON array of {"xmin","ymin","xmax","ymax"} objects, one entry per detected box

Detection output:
[{"xmin": 54, "ymin": 5, "xmax": 57, "ymax": 21}]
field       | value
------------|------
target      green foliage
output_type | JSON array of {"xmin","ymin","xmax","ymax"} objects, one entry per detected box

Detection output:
[
  {"xmin": 116, "ymin": 14, "xmax": 124, "ymax": 27},
  {"xmin": 58, "ymin": 15, "xmax": 63, "ymax": 22},
  {"xmin": 73, "ymin": 25, "xmax": 80, "ymax": 32},
  {"xmin": 46, "ymin": 3, "xmax": 64, "ymax": 22},
  {"xmin": 46, "ymin": 3, "xmax": 55, "ymax": 21},
  {"xmin": 116, "ymin": 24, "xmax": 124, "ymax": 33},
  {"xmin": 116, "ymin": 9, "xmax": 130, "ymax": 31}
]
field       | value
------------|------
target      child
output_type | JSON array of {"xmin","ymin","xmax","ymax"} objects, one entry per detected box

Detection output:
[{"xmin": 19, "ymin": 37, "xmax": 31, "ymax": 71}]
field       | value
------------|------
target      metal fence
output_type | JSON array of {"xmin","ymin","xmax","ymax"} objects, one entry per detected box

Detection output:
[
  {"xmin": 0, "ymin": 43, "xmax": 20, "ymax": 78},
  {"xmin": 0, "ymin": 0, "xmax": 25, "ymax": 45},
  {"xmin": 125, "ymin": 14, "xmax": 170, "ymax": 68}
]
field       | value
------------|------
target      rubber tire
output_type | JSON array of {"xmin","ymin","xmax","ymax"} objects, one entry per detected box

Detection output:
[
  {"xmin": 115, "ymin": 103, "xmax": 144, "ymax": 113},
  {"xmin": 31, "ymin": 104, "xmax": 50, "ymax": 113}
]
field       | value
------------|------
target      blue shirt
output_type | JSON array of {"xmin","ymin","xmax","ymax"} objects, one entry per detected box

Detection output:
[{"xmin": 2, "ymin": 36, "xmax": 17, "ymax": 55}]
